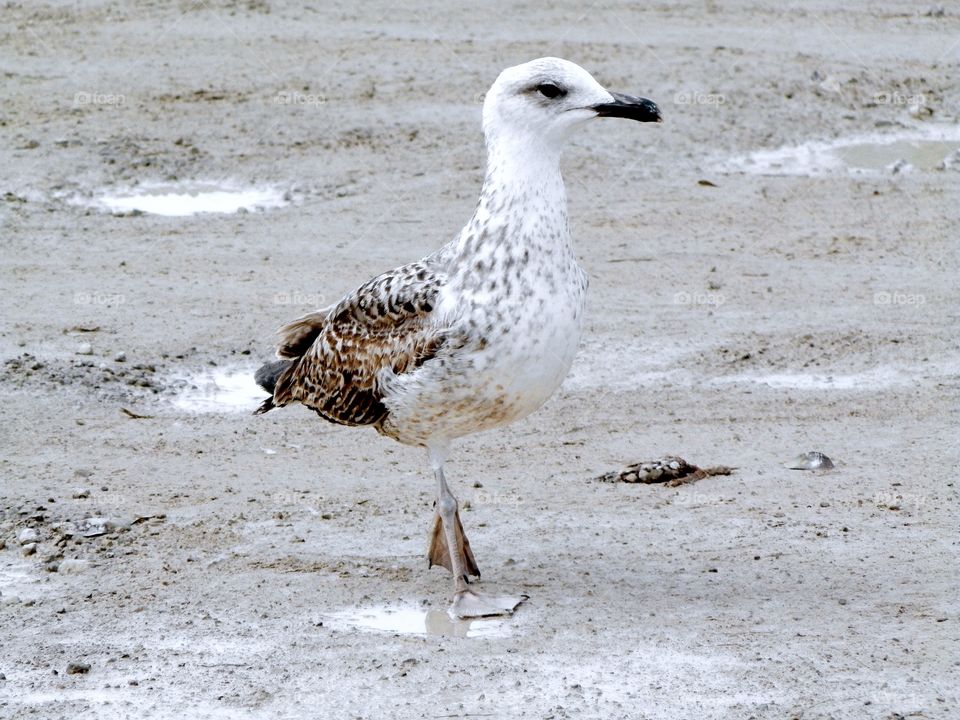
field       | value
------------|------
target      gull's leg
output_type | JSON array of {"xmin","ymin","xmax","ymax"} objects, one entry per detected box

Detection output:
[
  {"xmin": 427, "ymin": 489, "xmax": 480, "ymax": 580},
  {"xmin": 427, "ymin": 465, "xmax": 480, "ymax": 584},
  {"xmin": 425, "ymin": 447, "xmax": 527, "ymax": 619}
]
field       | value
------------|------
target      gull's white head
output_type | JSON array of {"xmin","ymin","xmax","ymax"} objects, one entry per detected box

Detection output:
[{"xmin": 482, "ymin": 57, "xmax": 661, "ymax": 148}]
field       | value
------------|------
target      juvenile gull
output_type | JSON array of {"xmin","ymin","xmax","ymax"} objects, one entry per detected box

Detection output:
[{"xmin": 255, "ymin": 57, "xmax": 661, "ymax": 618}]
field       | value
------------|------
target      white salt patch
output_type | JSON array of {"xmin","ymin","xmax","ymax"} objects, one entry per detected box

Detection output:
[
  {"xmin": 711, "ymin": 365, "xmax": 920, "ymax": 390},
  {"xmin": 171, "ymin": 366, "xmax": 264, "ymax": 413},
  {"xmin": 325, "ymin": 606, "xmax": 514, "ymax": 638},
  {"xmin": 72, "ymin": 181, "xmax": 288, "ymax": 216},
  {"xmin": 0, "ymin": 557, "xmax": 43, "ymax": 602},
  {"xmin": 724, "ymin": 125, "xmax": 960, "ymax": 176}
]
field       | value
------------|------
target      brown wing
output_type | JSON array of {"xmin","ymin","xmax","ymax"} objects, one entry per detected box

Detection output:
[{"xmin": 268, "ymin": 261, "xmax": 445, "ymax": 426}]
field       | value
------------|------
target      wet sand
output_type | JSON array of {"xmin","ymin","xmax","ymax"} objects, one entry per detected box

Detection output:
[{"xmin": 1, "ymin": 1, "xmax": 958, "ymax": 718}]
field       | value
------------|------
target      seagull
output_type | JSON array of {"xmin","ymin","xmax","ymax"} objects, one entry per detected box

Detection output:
[{"xmin": 254, "ymin": 57, "xmax": 661, "ymax": 618}]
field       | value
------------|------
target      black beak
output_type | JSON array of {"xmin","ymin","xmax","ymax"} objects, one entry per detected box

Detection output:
[{"xmin": 592, "ymin": 92, "xmax": 662, "ymax": 123}]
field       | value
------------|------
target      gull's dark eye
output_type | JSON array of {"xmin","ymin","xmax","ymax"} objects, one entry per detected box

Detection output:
[{"xmin": 535, "ymin": 83, "xmax": 565, "ymax": 99}]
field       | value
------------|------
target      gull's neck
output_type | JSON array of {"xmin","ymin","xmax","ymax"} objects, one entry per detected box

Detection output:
[
  {"xmin": 453, "ymin": 129, "xmax": 570, "ymax": 262},
  {"xmin": 482, "ymin": 130, "xmax": 566, "ymax": 203}
]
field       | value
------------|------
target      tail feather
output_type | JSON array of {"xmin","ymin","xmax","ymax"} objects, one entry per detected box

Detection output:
[
  {"xmin": 253, "ymin": 358, "xmax": 294, "ymax": 415},
  {"xmin": 277, "ymin": 309, "xmax": 330, "ymax": 359},
  {"xmin": 254, "ymin": 307, "xmax": 329, "ymax": 415}
]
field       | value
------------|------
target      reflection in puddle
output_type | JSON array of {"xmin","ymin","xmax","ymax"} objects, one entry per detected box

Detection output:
[
  {"xmin": 72, "ymin": 181, "xmax": 288, "ymax": 216},
  {"xmin": 325, "ymin": 607, "xmax": 514, "ymax": 638},
  {"xmin": 170, "ymin": 366, "xmax": 264, "ymax": 413},
  {"xmin": 726, "ymin": 126, "xmax": 960, "ymax": 176}
]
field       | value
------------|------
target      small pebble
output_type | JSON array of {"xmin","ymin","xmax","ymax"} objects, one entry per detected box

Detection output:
[
  {"xmin": 76, "ymin": 342, "xmax": 93, "ymax": 356},
  {"xmin": 114, "ymin": 351, "xmax": 127, "ymax": 362},
  {"xmin": 785, "ymin": 451, "xmax": 834, "ymax": 471},
  {"xmin": 73, "ymin": 488, "xmax": 90, "ymax": 499},
  {"xmin": 18, "ymin": 527, "xmax": 39, "ymax": 545},
  {"xmin": 66, "ymin": 662, "xmax": 90, "ymax": 675},
  {"xmin": 58, "ymin": 559, "xmax": 89, "ymax": 574},
  {"xmin": 21, "ymin": 543, "xmax": 37, "ymax": 557}
]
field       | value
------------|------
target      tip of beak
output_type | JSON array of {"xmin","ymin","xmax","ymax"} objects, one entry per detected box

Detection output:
[{"xmin": 593, "ymin": 93, "xmax": 662, "ymax": 123}]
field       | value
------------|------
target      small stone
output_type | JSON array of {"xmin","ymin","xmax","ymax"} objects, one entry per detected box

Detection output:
[
  {"xmin": 18, "ymin": 527, "xmax": 39, "ymax": 545},
  {"xmin": 819, "ymin": 501, "xmax": 830, "ymax": 508},
  {"xmin": 785, "ymin": 451, "xmax": 834, "ymax": 471},
  {"xmin": 66, "ymin": 662, "xmax": 90, "ymax": 675},
  {"xmin": 22, "ymin": 543, "xmax": 37, "ymax": 557},
  {"xmin": 58, "ymin": 559, "xmax": 89, "ymax": 574},
  {"xmin": 76, "ymin": 342, "xmax": 93, "ymax": 356},
  {"xmin": 73, "ymin": 488, "xmax": 90, "ymax": 499},
  {"xmin": 114, "ymin": 351, "xmax": 127, "ymax": 362},
  {"xmin": 889, "ymin": 159, "xmax": 911, "ymax": 175}
]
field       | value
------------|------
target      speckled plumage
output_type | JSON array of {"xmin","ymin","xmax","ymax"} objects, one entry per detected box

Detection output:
[
  {"xmin": 258, "ymin": 73, "xmax": 593, "ymax": 449},
  {"xmin": 255, "ymin": 57, "xmax": 660, "ymax": 617}
]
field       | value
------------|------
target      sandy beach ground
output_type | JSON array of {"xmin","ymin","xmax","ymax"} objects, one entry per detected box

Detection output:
[{"xmin": 1, "ymin": 1, "xmax": 958, "ymax": 718}]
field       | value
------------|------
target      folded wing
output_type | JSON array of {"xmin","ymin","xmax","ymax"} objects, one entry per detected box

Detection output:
[{"xmin": 257, "ymin": 261, "xmax": 446, "ymax": 427}]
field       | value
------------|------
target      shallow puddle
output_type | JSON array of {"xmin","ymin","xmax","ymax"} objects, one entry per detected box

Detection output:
[
  {"xmin": 834, "ymin": 139, "xmax": 960, "ymax": 171},
  {"xmin": 73, "ymin": 182, "xmax": 288, "ymax": 216},
  {"xmin": 170, "ymin": 366, "xmax": 264, "ymax": 413},
  {"xmin": 727, "ymin": 127, "xmax": 960, "ymax": 176},
  {"xmin": 325, "ymin": 606, "xmax": 515, "ymax": 638}
]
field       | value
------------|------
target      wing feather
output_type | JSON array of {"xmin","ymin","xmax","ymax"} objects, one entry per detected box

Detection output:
[{"xmin": 269, "ymin": 261, "xmax": 445, "ymax": 426}]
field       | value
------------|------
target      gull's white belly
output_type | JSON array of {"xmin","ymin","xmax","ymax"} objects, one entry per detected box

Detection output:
[{"xmin": 380, "ymin": 265, "xmax": 587, "ymax": 445}]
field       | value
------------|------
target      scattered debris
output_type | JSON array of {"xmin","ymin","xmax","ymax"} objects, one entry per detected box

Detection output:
[
  {"xmin": 595, "ymin": 456, "xmax": 735, "ymax": 486},
  {"xmin": 785, "ymin": 451, "xmax": 834, "ymax": 471},
  {"xmin": 121, "ymin": 407, "xmax": 154, "ymax": 419}
]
